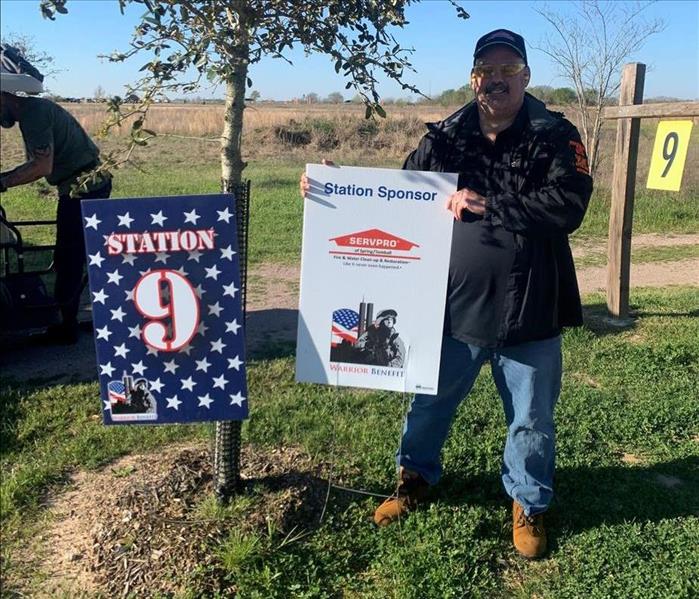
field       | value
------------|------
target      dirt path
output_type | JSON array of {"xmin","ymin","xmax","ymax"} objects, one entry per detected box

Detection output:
[
  {"xmin": 577, "ymin": 259, "xmax": 698, "ymax": 292},
  {"xmin": 2, "ymin": 234, "xmax": 697, "ymax": 383},
  {"xmin": 571, "ymin": 233, "xmax": 699, "ymax": 259}
]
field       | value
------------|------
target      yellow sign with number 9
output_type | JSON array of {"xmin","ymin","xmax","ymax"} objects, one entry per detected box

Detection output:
[{"xmin": 647, "ymin": 120, "xmax": 694, "ymax": 191}]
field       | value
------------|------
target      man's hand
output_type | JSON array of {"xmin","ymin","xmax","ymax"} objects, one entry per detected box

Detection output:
[
  {"xmin": 445, "ymin": 188, "xmax": 487, "ymax": 220},
  {"xmin": 299, "ymin": 158, "xmax": 335, "ymax": 199}
]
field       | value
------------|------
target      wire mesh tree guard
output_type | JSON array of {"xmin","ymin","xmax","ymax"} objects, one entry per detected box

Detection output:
[{"xmin": 213, "ymin": 179, "xmax": 250, "ymax": 501}]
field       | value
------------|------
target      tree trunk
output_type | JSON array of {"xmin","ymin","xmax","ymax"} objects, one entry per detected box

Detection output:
[
  {"xmin": 215, "ymin": 7, "xmax": 250, "ymax": 502},
  {"xmin": 221, "ymin": 76, "xmax": 247, "ymax": 184},
  {"xmin": 221, "ymin": 32, "xmax": 249, "ymax": 184},
  {"xmin": 588, "ymin": 107, "xmax": 605, "ymax": 178}
]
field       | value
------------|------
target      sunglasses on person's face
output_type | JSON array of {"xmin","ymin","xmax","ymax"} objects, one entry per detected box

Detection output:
[{"xmin": 471, "ymin": 63, "xmax": 526, "ymax": 79}]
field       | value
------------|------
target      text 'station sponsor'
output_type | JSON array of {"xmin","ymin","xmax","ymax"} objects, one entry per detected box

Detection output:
[{"xmin": 324, "ymin": 183, "xmax": 438, "ymax": 202}]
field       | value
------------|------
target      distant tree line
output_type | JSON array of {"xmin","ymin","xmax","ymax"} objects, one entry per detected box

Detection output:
[
  {"xmin": 423, "ymin": 84, "xmax": 610, "ymax": 107},
  {"xmin": 428, "ymin": 85, "xmax": 474, "ymax": 106},
  {"xmin": 43, "ymin": 86, "xmax": 680, "ymax": 108},
  {"xmin": 295, "ymin": 92, "xmax": 346, "ymax": 104},
  {"xmin": 46, "ymin": 91, "xmax": 141, "ymax": 104},
  {"xmin": 527, "ymin": 86, "xmax": 578, "ymax": 105}
]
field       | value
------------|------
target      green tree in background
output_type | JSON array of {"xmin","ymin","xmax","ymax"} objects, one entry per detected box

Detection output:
[
  {"xmin": 40, "ymin": 0, "xmax": 469, "ymax": 185},
  {"xmin": 325, "ymin": 91, "xmax": 344, "ymax": 104},
  {"xmin": 527, "ymin": 85, "xmax": 578, "ymax": 106},
  {"xmin": 551, "ymin": 86, "xmax": 577, "ymax": 105},
  {"xmin": 433, "ymin": 85, "xmax": 474, "ymax": 107}
]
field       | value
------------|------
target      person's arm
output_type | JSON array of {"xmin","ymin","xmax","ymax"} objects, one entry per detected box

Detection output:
[
  {"xmin": 0, "ymin": 142, "xmax": 54, "ymax": 191},
  {"xmin": 402, "ymin": 130, "xmax": 436, "ymax": 172},
  {"xmin": 484, "ymin": 127, "xmax": 593, "ymax": 236}
]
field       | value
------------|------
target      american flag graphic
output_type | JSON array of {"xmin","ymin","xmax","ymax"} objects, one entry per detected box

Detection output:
[
  {"xmin": 331, "ymin": 308, "xmax": 359, "ymax": 346},
  {"xmin": 108, "ymin": 380, "xmax": 126, "ymax": 404},
  {"xmin": 81, "ymin": 194, "xmax": 248, "ymax": 425}
]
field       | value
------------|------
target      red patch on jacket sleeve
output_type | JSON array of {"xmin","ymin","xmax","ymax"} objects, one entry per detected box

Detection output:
[{"xmin": 568, "ymin": 140, "xmax": 590, "ymax": 175}]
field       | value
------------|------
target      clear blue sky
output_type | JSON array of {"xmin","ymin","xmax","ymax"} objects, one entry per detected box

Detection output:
[{"xmin": 1, "ymin": 0, "xmax": 697, "ymax": 101}]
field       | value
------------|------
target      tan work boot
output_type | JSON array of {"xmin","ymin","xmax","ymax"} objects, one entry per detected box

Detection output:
[
  {"xmin": 374, "ymin": 469, "xmax": 429, "ymax": 527},
  {"xmin": 512, "ymin": 501, "xmax": 547, "ymax": 559}
]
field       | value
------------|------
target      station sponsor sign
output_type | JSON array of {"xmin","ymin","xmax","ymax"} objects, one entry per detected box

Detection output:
[
  {"xmin": 296, "ymin": 164, "xmax": 457, "ymax": 394},
  {"xmin": 81, "ymin": 194, "xmax": 248, "ymax": 425}
]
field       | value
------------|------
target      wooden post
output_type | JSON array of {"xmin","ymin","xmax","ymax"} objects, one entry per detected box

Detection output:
[{"xmin": 606, "ymin": 63, "xmax": 646, "ymax": 319}]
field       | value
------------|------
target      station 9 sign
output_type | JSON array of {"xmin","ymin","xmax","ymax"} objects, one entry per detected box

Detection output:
[{"xmin": 81, "ymin": 194, "xmax": 248, "ymax": 425}]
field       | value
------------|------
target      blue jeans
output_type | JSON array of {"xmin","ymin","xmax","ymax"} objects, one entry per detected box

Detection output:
[{"xmin": 397, "ymin": 334, "xmax": 562, "ymax": 516}]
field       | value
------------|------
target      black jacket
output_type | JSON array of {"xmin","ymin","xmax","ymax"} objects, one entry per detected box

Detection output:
[{"xmin": 403, "ymin": 93, "xmax": 593, "ymax": 347}]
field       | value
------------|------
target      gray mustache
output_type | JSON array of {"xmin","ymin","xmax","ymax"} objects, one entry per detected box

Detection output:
[{"xmin": 486, "ymin": 83, "xmax": 509, "ymax": 94}]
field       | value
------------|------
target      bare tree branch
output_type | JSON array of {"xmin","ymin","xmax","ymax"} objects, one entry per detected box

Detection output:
[{"xmin": 533, "ymin": 0, "xmax": 665, "ymax": 177}]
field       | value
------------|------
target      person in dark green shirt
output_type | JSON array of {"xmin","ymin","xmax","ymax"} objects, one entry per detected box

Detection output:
[{"xmin": 1, "ymin": 84, "xmax": 112, "ymax": 343}]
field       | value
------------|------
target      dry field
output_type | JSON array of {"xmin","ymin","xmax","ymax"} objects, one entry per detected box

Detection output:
[
  {"xmin": 0, "ymin": 101, "xmax": 696, "ymax": 192},
  {"xmin": 63, "ymin": 101, "xmax": 442, "ymax": 168},
  {"xmin": 65, "ymin": 101, "xmax": 451, "ymax": 138},
  {"xmin": 55, "ymin": 101, "xmax": 698, "ymax": 191}
]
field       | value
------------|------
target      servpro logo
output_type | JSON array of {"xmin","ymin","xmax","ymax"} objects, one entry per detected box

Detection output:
[{"xmin": 328, "ymin": 229, "xmax": 420, "ymax": 262}]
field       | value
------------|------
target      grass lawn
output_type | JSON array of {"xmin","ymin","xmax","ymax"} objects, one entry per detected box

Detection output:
[
  {"xmin": 1, "ymin": 140, "xmax": 698, "ymax": 596},
  {"xmin": 1, "ymin": 138, "xmax": 698, "ymax": 264},
  {"xmin": 2, "ymin": 288, "xmax": 698, "ymax": 597}
]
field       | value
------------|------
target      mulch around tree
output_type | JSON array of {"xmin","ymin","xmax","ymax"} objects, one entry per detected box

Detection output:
[{"xmin": 38, "ymin": 443, "xmax": 329, "ymax": 597}]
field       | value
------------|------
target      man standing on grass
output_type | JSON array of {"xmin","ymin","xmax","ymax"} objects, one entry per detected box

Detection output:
[
  {"xmin": 301, "ymin": 29, "xmax": 592, "ymax": 558},
  {"xmin": 0, "ymin": 44, "xmax": 112, "ymax": 344}
]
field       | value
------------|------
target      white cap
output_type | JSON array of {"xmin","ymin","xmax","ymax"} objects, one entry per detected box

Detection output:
[{"xmin": 1, "ymin": 44, "xmax": 44, "ymax": 95}]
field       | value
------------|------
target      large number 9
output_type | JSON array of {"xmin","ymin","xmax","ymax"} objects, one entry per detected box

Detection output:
[
  {"xmin": 133, "ymin": 269, "xmax": 200, "ymax": 352},
  {"xmin": 661, "ymin": 132, "xmax": 679, "ymax": 178}
]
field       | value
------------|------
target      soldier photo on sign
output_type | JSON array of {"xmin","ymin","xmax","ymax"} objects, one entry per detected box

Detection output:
[
  {"xmin": 330, "ymin": 301, "xmax": 406, "ymax": 368},
  {"xmin": 109, "ymin": 374, "xmax": 157, "ymax": 418},
  {"xmin": 354, "ymin": 309, "xmax": 405, "ymax": 368}
]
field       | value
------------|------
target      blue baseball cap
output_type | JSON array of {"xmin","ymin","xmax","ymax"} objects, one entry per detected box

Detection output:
[{"xmin": 473, "ymin": 29, "xmax": 527, "ymax": 65}]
